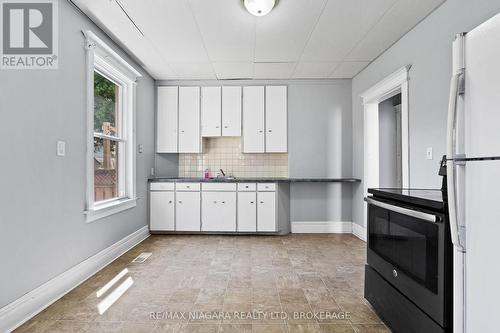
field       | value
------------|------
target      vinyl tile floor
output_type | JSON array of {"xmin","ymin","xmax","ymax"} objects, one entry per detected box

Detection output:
[{"xmin": 15, "ymin": 234, "xmax": 390, "ymax": 333}]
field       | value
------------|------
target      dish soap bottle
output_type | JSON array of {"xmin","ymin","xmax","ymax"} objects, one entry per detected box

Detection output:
[{"xmin": 204, "ymin": 169, "xmax": 210, "ymax": 179}]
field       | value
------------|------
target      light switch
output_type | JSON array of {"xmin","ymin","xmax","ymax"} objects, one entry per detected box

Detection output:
[
  {"xmin": 138, "ymin": 144, "xmax": 144, "ymax": 153},
  {"xmin": 57, "ymin": 141, "xmax": 66, "ymax": 156},
  {"xmin": 426, "ymin": 147, "xmax": 433, "ymax": 160}
]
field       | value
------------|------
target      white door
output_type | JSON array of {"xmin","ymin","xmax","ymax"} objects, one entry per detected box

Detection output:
[
  {"xmin": 257, "ymin": 191, "xmax": 276, "ymax": 232},
  {"xmin": 201, "ymin": 86, "xmax": 221, "ymax": 137},
  {"xmin": 150, "ymin": 191, "xmax": 175, "ymax": 231},
  {"xmin": 265, "ymin": 86, "xmax": 287, "ymax": 152},
  {"xmin": 238, "ymin": 192, "xmax": 256, "ymax": 232},
  {"xmin": 464, "ymin": 160, "xmax": 500, "ymax": 333},
  {"xmin": 464, "ymin": 14, "xmax": 500, "ymax": 158},
  {"xmin": 202, "ymin": 192, "xmax": 236, "ymax": 232},
  {"xmin": 157, "ymin": 86, "xmax": 178, "ymax": 153},
  {"xmin": 222, "ymin": 86, "xmax": 242, "ymax": 136},
  {"xmin": 243, "ymin": 86, "xmax": 265, "ymax": 153},
  {"xmin": 178, "ymin": 87, "xmax": 201, "ymax": 153},
  {"xmin": 176, "ymin": 191, "xmax": 200, "ymax": 231}
]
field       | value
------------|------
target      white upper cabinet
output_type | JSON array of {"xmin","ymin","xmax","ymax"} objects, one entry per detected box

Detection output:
[
  {"xmin": 222, "ymin": 86, "xmax": 242, "ymax": 137},
  {"xmin": 157, "ymin": 86, "xmax": 178, "ymax": 153},
  {"xmin": 243, "ymin": 86, "xmax": 265, "ymax": 153},
  {"xmin": 201, "ymin": 86, "xmax": 222, "ymax": 137},
  {"xmin": 265, "ymin": 86, "xmax": 288, "ymax": 153},
  {"xmin": 178, "ymin": 87, "xmax": 201, "ymax": 153}
]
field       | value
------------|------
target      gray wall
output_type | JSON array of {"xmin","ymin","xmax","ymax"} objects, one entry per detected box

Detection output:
[
  {"xmin": 156, "ymin": 79, "xmax": 354, "ymax": 222},
  {"xmin": 287, "ymin": 81, "xmax": 353, "ymax": 222},
  {"xmin": 351, "ymin": 0, "xmax": 500, "ymax": 228},
  {"xmin": 0, "ymin": 1, "xmax": 155, "ymax": 308}
]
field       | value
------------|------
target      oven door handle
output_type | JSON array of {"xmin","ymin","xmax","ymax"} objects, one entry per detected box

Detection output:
[{"xmin": 365, "ymin": 197, "xmax": 441, "ymax": 223}]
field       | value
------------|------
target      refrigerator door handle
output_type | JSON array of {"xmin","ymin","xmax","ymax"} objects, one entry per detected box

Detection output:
[{"xmin": 446, "ymin": 71, "xmax": 466, "ymax": 252}]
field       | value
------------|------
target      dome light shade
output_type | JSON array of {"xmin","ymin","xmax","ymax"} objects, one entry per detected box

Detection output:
[{"xmin": 243, "ymin": 0, "xmax": 276, "ymax": 17}]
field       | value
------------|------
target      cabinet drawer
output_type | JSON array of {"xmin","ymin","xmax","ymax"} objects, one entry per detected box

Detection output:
[
  {"xmin": 176, "ymin": 182, "xmax": 200, "ymax": 191},
  {"xmin": 257, "ymin": 183, "xmax": 276, "ymax": 191},
  {"xmin": 150, "ymin": 182, "xmax": 175, "ymax": 191},
  {"xmin": 202, "ymin": 183, "xmax": 236, "ymax": 191},
  {"xmin": 238, "ymin": 183, "xmax": 256, "ymax": 191}
]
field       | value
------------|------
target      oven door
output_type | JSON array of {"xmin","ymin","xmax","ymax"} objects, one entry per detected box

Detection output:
[{"xmin": 366, "ymin": 197, "xmax": 449, "ymax": 326}]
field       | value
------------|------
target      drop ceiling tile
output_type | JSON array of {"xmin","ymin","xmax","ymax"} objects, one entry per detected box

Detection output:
[
  {"xmin": 213, "ymin": 62, "xmax": 254, "ymax": 79},
  {"xmin": 253, "ymin": 62, "xmax": 296, "ymax": 79},
  {"xmin": 188, "ymin": 0, "xmax": 255, "ymax": 62},
  {"xmin": 346, "ymin": 0, "xmax": 445, "ymax": 61},
  {"xmin": 169, "ymin": 63, "xmax": 216, "ymax": 79},
  {"xmin": 73, "ymin": 0, "xmax": 172, "ymax": 79},
  {"xmin": 118, "ymin": 0, "xmax": 209, "ymax": 63},
  {"xmin": 255, "ymin": 0, "xmax": 327, "ymax": 62},
  {"xmin": 301, "ymin": 0, "xmax": 397, "ymax": 62},
  {"xmin": 330, "ymin": 61, "xmax": 370, "ymax": 78},
  {"xmin": 292, "ymin": 62, "xmax": 339, "ymax": 79}
]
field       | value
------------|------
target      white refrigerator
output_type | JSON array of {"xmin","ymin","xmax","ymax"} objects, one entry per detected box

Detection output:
[{"xmin": 447, "ymin": 13, "xmax": 500, "ymax": 333}]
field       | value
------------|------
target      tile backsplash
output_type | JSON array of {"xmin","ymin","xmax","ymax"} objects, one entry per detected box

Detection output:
[{"xmin": 179, "ymin": 137, "xmax": 288, "ymax": 178}]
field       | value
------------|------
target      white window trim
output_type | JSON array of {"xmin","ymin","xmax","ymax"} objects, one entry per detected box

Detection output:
[{"xmin": 83, "ymin": 31, "xmax": 141, "ymax": 223}]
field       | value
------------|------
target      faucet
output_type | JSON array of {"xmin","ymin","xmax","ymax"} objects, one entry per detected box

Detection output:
[{"xmin": 219, "ymin": 169, "xmax": 226, "ymax": 177}]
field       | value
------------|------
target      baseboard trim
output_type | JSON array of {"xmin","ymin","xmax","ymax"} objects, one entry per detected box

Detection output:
[
  {"xmin": 291, "ymin": 221, "xmax": 353, "ymax": 234},
  {"xmin": 0, "ymin": 226, "xmax": 150, "ymax": 333},
  {"xmin": 352, "ymin": 223, "xmax": 367, "ymax": 242}
]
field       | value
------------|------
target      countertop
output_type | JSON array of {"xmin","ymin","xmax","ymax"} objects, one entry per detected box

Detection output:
[
  {"xmin": 149, "ymin": 177, "xmax": 361, "ymax": 183},
  {"xmin": 368, "ymin": 188, "xmax": 447, "ymax": 211}
]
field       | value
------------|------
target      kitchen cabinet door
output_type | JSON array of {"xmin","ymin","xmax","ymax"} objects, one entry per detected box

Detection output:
[
  {"xmin": 176, "ymin": 191, "xmax": 201, "ymax": 231},
  {"xmin": 238, "ymin": 192, "xmax": 256, "ymax": 232},
  {"xmin": 202, "ymin": 192, "xmax": 236, "ymax": 232},
  {"xmin": 222, "ymin": 86, "xmax": 242, "ymax": 137},
  {"xmin": 243, "ymin": 86, "xmax": 265, "ymax": 153},
  {"xmin": 157, "ymin": 86, "xmax": 178, "ymax": 153},
  {"xmin": 265, "ymin": 86, "xmax": 287, "ymax": 152},
  {"xmin": 257, "ymin": 191, "xmax": 276, "ymax": 232},
  {"xmin": 150, "ymin": 191, "xmax": 175, "ymax": 231},
  {"xmin": 178, "ymin": 87, "xmax": 201, "ymax": 153},
  {"xmin": 201, "ymin": 86, "xmax": 222, "ymax": 137}
]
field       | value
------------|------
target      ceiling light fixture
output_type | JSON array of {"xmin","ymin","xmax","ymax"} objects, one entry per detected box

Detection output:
[{"xmin": 243, "ymin": 0, "xmax": 277, "ymax": 17}]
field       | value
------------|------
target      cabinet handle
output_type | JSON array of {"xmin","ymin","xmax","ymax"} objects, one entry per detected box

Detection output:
[
  {"xmin": 224, "ymin": 126, "xmax": 228, "ymax": 128},
  {"xmin": 250, "ymin": 201, "xmax": 254, "ymax": 204},
  {"xmin": 186, "ymin": 185, "xmax": 190, "ymax": 188},
  {"xmin": 222, "ymin": 201, "xmax": 226, "ymax": 204},
  {"xmin": 216, "ymin": 126, "xmax": 219, "ymax": 128},
  {"xmin": 258, "ymin": 130, "xmax": 263, "ymax": 133},
  {"xmin": 180, "ymin": 130, "xmax": 185, "ymax": 133},
  {"xmin": 168, "ymin": 200, "xmax": 172, "ymax": 204},
  {"xmin": 178, "ymin": 201, "xmax": 182, "ymax": 204},
  {"xmin": 260, "ymin": 201, "xmax": 264, "ymax": 204},
  {"xmin": 245, "ymin": 185, "xmax": 249, "ymax": 188},
  {"xmin": 268, "ymin": 129, "xmax": 272, "ymax": 132},
  {"xmin": 213, "ymin": 201, "xmax": 217, "ymax": 204}
]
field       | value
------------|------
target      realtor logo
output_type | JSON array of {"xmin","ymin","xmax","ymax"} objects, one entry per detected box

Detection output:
[{"xmin": 1, "ymin": 0, "xmax": 58, "ymax": 69}]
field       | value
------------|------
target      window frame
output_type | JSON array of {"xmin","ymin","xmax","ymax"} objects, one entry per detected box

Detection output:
[{"xmin": 83, "ymin": 31, "xmax": 141, "ymax": 223}]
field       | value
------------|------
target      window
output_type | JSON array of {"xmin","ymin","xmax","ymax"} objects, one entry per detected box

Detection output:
[{"xmin": 84, "ymin": 31, "xmax": 141, "ymax": 222}]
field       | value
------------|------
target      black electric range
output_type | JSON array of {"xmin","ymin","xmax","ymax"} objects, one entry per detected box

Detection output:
[{"xmin": 365, "ymin": 188, "xmax": 452, "ymax": 333}]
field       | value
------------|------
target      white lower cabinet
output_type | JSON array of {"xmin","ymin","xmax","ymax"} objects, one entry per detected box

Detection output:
[
  {"xmin": 150, "ymin": 191, "xmax": 175, "ymax": 231},
  {"xmin": 150, "ymin": 182, "xmax": 284, "ymax": 233},
  {"xmin": 202, "ymin": 192, "xmax": 236, "ymax": 232},
  {"xmin": 257, "ymin": 191, "xmax": 277, "ymax": 232},
  {"xmin": 176, "ymin": 191, "xmax": 201, "ymax": 231},
  {"xmin": 238, "ymin": 192, "xmax": 257, "ymax": 232}
]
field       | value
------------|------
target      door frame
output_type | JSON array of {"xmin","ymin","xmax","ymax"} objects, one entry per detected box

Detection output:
[{"xmin": 361, "ymin": 66, "xmax": 411, "ymax": 230}]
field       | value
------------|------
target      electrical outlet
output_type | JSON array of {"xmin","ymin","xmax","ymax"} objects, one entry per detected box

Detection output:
[
  {"xmin": 426, "ymin": 147, "xmax": 433, "ymax": 160},
  {"xmin": 151, "ymin": 167, "xmax": 155, "ymax": 176},
  {"xmin": 57, "ymin": 141, "xmax": 66, "ymax": 156},
  {"xmin": 138, "ymin": 144, "xmax": 144, "ymax": 153}
]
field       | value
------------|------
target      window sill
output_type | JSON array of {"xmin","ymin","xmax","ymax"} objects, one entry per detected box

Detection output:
[{"xmin": 85, "ymin": 197, "xmax": 137, "ymax": 223}]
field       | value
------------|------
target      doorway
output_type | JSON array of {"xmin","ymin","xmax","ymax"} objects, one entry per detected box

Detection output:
[
  {"xmin": 379, "ymin": 93, "xmax": 403, "ymax": 188},
  {"xmin": 360, "ymin": 66, "xmax": 411, "ymax": 238}
]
